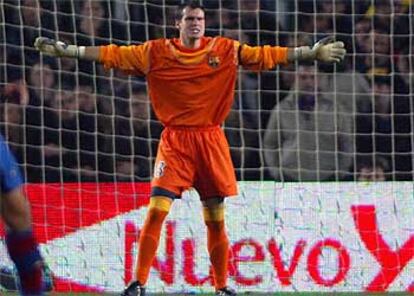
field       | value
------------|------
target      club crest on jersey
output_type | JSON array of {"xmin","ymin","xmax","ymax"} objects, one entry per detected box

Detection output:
[
  {"xmin": 208, "ymin": 54, "xmax": 220, "ymax": 68},
  {"xmin": 154, "ymin": 160, "xmax": 166, "ymax": 178}
]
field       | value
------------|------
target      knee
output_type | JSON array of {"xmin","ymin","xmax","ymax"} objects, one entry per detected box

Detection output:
[
  {"xmin": 203, "ymin": 201, "xmax": 225, "ymax": 226},
  {"xmin": 146, "ymin": 196, "xmax": 173, "ymax": 223}
]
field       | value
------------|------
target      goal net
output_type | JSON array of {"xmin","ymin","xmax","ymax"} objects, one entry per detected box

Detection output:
[{"xmin": 1, "ymin": 0, "xmax": 413, "ymax": 294}]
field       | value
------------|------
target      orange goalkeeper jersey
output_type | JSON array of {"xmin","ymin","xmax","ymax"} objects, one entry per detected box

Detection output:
[{"xmin": 99, "ymin": 37, "xmax": 288, "ymax": 127}]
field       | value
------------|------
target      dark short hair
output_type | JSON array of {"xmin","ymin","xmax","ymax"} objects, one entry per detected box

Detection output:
[
  {"xmin": 174, "ymin": 1, "xmax": 205, "ymax": 21},
  {"xmin": 357, "ymin": 155, "xmax": 390, "ymax": 172}
]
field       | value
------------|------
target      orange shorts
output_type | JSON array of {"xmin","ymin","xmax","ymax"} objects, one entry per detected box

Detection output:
[{"xmin": 151, "ymin": 126, "xmax": 238, "ymax": 200}]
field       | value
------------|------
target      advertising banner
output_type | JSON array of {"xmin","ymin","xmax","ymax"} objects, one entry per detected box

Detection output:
[{"xmin": 1, "ymin": 182, "xmax": 413, "ymax": 293}]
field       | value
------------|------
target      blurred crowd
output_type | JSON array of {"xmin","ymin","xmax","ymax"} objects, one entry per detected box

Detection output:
[{"xmin": 0, "ymin": 0, "xmax": 412, "ymax": 182}]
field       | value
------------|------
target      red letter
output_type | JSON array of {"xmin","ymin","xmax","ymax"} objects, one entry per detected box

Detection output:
[
  {"xmin": 182, "ymin": 239, "xmax": 213, "ymax": 286},
  {"xmin": 268, "ymin": 239, "xmax": 306, "ymax": 286},
  {"xmin": 231, "ymin": 239, "xmax": 265, "ymax": 285},
  {"xmin": 352, "ymin": 205, "xmax": 414, "ymax": 291},
  {"xmin": 124, "ymin": 221, "xmax": 138, "ymax": 284},
  {"xmin": 151, "ymin": 221, "xmax": 175, "ymax": 285},
  {"xmin": 409, "ymin": 282, "xmax": 414, "ymax": 292},
  {"xmin": 124, "ymin": 221, "xmax": 176, "ymax": 285},
  {"xmin": 307, "ymin": 239, "xmax": 350, "ymax": 286}
]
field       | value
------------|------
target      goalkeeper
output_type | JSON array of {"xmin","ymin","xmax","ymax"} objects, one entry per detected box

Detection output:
[
  {"xmin": 34, "ymin": 1, "xmax": 346, "ymax": 295},
  {"xmin": 1, "ymin": 134, "xmax": 45, "ymax": 295}
]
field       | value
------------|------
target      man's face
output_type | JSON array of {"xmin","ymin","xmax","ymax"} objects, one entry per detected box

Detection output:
[
  {"xmin": 355, "ymin": 19, "xmax": 371, "ymax": 52},
  {"xmin": 22, "ymin": 0, "xmax": 40, "ymax": 26},
  {"xmin": 4, "ymin": 103, "xmax": 22, "ymax": 124},
  {"xmin": 176, "ymin": 7, "xmax": 205, "ymax": 41},
  {"xmin": 81, "ymin": 0, "xmax": 105, "ymax": 18},
  {"xmin": 297, "ymin": 66, "xmax": 316, "ymax": 93},
  {"xmin": 59, "ymin": 90, "xmax": 78, "ymax": 113},
  {"xmin": 76, "ymin": 85, "xmax": 95, "ymax": 112},
  {"xmin": 30, "ymin": 64, "xmax": 55, "ymax": 89},
  {"xmin": 368, "ymin": 29, "xmax": 390, "ymax": 55},
  {"xmin": 374, "ymin": 82, "xmax": 391, "ymax": 101},
  {"xmin": 358, "ymin": 167, "xmax": 385, "ymax": 181}
]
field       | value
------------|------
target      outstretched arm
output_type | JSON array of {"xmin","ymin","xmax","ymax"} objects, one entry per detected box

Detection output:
[
  {"xmin": 34, "ymin": 37, "xmax": 149, "ymax": 74},
  {"xmin": 287, "ymin": 36, "xmax": 346, "ymax": 63},
  {"xmin": 34, "ymin": 37, "xmax": 100, "ymax": 60},
  {"xmin": 240, "ymin": 36, "xmax": 346, "ymax": 71},
  {"xmin": 82, "ymin": 47, "xmax": 101, "ymax": 60}
]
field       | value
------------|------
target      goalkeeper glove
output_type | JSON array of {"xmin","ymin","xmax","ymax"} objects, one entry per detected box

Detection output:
[
  {"xmin": 292, "ymin": 36, "xmax": 346, "ymax": 63},
  {"xmin": 34, "ymin": 37, "xmax": 85, "ymax": 58}
]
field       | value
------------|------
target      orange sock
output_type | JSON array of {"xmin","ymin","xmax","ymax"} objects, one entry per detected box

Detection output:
[
  {"xmin": 206, "ymin": 220, "xmax": 229, "ymax": 290},
  {"xmin": 135, "ymin": 208, "xmax": 168, "ymax": 285}
]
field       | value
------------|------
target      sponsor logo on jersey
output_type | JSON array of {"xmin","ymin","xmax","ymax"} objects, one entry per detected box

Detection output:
[
  {"xmin": 208, "ymin": 54, "xmax": 220, "ymax": 68},
  {"xmin": 154, "ymin": 160, "xmax": 166, "ymax": 178}
]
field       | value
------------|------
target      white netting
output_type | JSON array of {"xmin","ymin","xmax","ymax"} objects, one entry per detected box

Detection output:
[
  {"xmin": 1, "ymin": 0, "xmax": 413, "ymax": 293},
  {"xmin": 1, "ymin": 0, "xmax": 413, "ymax": 183}
]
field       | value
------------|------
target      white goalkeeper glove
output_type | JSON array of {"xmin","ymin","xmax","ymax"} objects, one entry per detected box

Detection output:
[
  {"xmin": 34, "ymin": 37, "xmax": 85, "ymax": 58},
  {"xmin": 293, "ymin": 36, "xmax": 346, "ymax": 63}
]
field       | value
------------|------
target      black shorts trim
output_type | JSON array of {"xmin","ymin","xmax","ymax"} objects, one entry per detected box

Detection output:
[{"xmin": 151, "ymin": 186, "xmax": 180, "ymax": 199}]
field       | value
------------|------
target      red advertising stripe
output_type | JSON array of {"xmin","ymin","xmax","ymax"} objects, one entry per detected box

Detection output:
[
  {"xmin": 0, "ymin": 182, "xmax": 151, "ymax": 242},
  {"xmin": 53, "ymin": 275, "xmax": 105, "ymax": 293}
]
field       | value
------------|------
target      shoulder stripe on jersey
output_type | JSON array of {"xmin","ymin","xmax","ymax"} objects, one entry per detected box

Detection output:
[
  {"xmin": 234, "ymin": 41, "xmax": 241, "ymax": 66},
  {"xmin": 145, "ymin": 41, "xmax": 153, "ymax": 74},
  {"xmin": 167, "ymin": 38, "xmax": 217, "ymax": 65}
]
